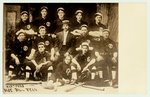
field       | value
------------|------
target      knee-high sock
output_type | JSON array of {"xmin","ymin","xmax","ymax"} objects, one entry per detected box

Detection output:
[
  {"xmin": 26, "ymin": 66, "xmax": 31, "ymax": 78},
  {"xmin": 8, "ymin": 65, "xmax": 14, "ymax": 77}
]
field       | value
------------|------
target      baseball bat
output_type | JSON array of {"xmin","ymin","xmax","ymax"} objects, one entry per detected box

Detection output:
[
  {"xmin": 65, "ymin": 83, "xmax": 85, "ymax": 92},
  {"xmin": 82, "ymin": 84, "xmax": 105, "ymax": 91}
]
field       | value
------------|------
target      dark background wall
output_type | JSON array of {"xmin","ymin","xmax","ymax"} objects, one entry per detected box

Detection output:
[
  {"xmin": 4, "ymin": 3, "xmax": 118, "ymax": 42},
  {"xmin": 97, "ymin": 3, "xmax": 118, "ymax": 42}
]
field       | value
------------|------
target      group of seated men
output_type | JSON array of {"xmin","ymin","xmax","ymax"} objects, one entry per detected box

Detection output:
[{"xmin": 6, "ymin": 6, "xmax": 118, "ymax": 87}]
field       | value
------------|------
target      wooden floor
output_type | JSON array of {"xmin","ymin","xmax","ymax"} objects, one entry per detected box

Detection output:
[{"xmin": 3, "ymin": 76, "xmax": 118, "ymax": 94}]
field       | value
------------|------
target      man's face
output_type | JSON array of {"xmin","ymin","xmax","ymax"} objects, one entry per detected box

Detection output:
[
  {"xmin": 21, "ymin": 14, "xmax": 28, "ymax": 22},
  {"xmin": 57, "ymin": 10, "xmax": 65, "ymax": 19},
  {"xmin": 76, "ymin": 13, "xmax": 82, "ymax": 21},
  {"xmin": 103, "ymin": 31, "xmax": 109, "ymax": 39},
  {"xmin": 62, "ymin": 24, "xmax": 69, "ymax": 30},
  {"xmin": 41, "ymin": 9, "xmax": 47, "ymax": 18},
  {"xmin": 39, "ymin": 28, "xmax": 46, "ymax": 36},
  {"xmin": 64, "ymin": 56, "xmax": 71, "ymax": 64},
  {"xmin": 81, "ymin": 45, "xmax": 88, "ymax": 54},
  {"xmin": 17, "ymin": 33, "xmax": 26, "ymax": 42},
  {"xmin": 38, "ymin": 45, "xmax": 45, "ymax": 53},
  {"xmin": 108, "ymin": 43, "xmax": 113, "ymax": 49},
  {"xmin": 80, "ymin": 27, "xmax": 88, "ymax": 36},
  {"xmin": 95, "ymin": 15, "xmax": 102, "ymax": 23}
]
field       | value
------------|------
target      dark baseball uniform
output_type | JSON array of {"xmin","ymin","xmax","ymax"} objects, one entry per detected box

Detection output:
[
  {"xmin": 9, "ymin": 38, "xmax": 32, "ymax": 76},
  {"xmin": 71, "ymin": 20, "xmax": 88, "ymax": 30},
  {"xmin": 55, "ymin": 61, "xmax": 71, "ymax": 79},
  {"xmin": 102, "ymin": 38, "xmax": 118, "ymax": 81},
  {"xmin": 33, "ymin": 35, "xmax": 54, "ymax": 52},
  {"xmin": 73, "ymin": 50, "xmax": 96, "ymax": 69},
  {"xmin": 25, "ymin": 51, "xmax": 52, "ymax": 81},
  {"xmin": 89, "ymin": 22, "xmax": 107, "ymax": 31},
  {"xmin": 33, "ymin": 17, "xmax": 54, "ymax": 34}
]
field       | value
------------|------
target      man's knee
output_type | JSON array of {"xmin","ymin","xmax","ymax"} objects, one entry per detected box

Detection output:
[
  {"xmin": 71, "ymin": 65, "xmax": 77, "ymax": 72},
  {"xmin": 9, "ymin": 65, "xmax": 14, "ymax": 70},
  {"xmin": 90, "ymin": 66, "xmax": 97, "ymax": 72},
  {"xmin": 48, "ymin": 66, "xmax": 53, "ymax": 72},
  {"xmin": 26, "ymin": 66, "xmax": 32, "ymax": 72}
]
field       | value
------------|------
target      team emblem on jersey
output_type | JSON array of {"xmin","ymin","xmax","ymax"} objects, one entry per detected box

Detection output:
[
  {"xmin": 46, "ymin": 22, "xmax": 51, "ymax": 27},
  {"xmin": 45, "ymin": 41, "xmax": 50, "ymax": 46},
  {"xmin": 23, "ymin": 46, "xmax": 28, "ymax": 51},
  {"xmin": 66, "ymin": 68, "xmax": 71, "ymax": 75},
  {"xmin": 27, "ymin": 24, "xmax": 31, "ymax": 29},
  {"xmin": 87, "ymin": 57, "xmax": 91, "ymax": 62}
]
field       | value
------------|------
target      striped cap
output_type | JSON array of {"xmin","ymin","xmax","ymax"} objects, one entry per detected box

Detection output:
[
  {"xmin": 57, "ymin": 7, "xmax": 64, "ymax": 12},
  {"xmin": 75, "ymin": 10, "xmax": 83, "ymax": 15}
]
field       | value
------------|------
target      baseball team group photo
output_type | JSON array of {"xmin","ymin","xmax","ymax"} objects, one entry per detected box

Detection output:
[{"xmin": 3, "ymin": 3, "xmax": 118, "ymax": 93}]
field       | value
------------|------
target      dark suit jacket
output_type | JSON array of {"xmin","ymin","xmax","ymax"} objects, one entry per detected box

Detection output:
[
  {"xmin": 32, "ymin": 16, "xmax": 54, "ymax": 33},
  {"xmin": 56, "ymin": 30, "xmax": 75, "ymax": 54}
]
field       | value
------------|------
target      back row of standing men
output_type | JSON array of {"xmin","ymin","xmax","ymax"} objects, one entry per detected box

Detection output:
[
  {"xmin": 6, "ymin": 6, "xmax": 118, "ymax": 87},
  {"xmin": 16, "ymin": 6, "xmax": 107, "ymax": 34}
]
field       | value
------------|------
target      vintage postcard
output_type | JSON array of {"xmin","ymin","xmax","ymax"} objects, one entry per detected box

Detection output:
[
  {"xmin": 2, "ymin": 1, "xmax": 147, "ymax": 94},
  {"xmin": 3, "ymin": 3, "xmax": 119, "ymax": 93}
]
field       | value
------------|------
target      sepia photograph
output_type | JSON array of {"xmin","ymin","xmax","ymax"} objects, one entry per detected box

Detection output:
[{"xmin": 3, "ymin": 3, "xmax": 118, "ymax": 93}]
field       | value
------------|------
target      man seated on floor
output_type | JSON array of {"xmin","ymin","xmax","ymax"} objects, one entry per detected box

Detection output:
[
  {"xmin": 70, "ymin": 41, "xmax": 97, "ymax": 84},
  {"xmin": 25, "ymin": 42, "xmax": 53, "ymax": 81},
  {"xmin": 46, "ymin": 55, "xmax": 73, "ymax": 87}
]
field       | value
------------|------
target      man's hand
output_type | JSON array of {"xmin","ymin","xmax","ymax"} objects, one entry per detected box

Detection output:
[
  {"xmin": 26, "ymin": 56, "xmax": 33, "ymax": 60},
  {"xmin": 77, "ymin": 65, "xmax": 81, "ymax": 71},
  {"xmin": 56, "ymin": 52, "xmax": 60, "ymax": 56},
  {"xmin": 15, "ymin": 58, "xmax": 20, "ymax": 65},
  {"xmin": 51, "ymin": 34, "xmax": 56, "ymax": 38},
  {"xmin": 71, "ymin": 29, "xmax": 81, "ymax": 36},
  {"xmin": 112, "ymin": 57, "xmax": 117, "ymax": 63},
  {"xmin": 95, "ymin": 52, "xmax": 103, "ymax": 61},
  {"xmin": 96, "ymin": 56, "xmax": 104, "ymax": 62},
  {"xmin": 82, "ymin": 66, "xmax": 88, "ymax": 73},
  {"xmin": 64, "ymin": 52, "xmax": 69, "ymax": 57},
  {"xmin": 36, "ymin": 65, "xmax": 42, "ymax": 72}
]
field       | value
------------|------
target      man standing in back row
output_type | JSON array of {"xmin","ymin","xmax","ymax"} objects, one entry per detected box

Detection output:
[
  {"xmin": 33, "ymin": 6, "xmax": 54, "ymax": 34},
  {"xmin": 54, "ymin": 7, "xmax": 67, "ymax": 33},
  {"xmin": 71, "ymin": 10, "xmax": 87, "ymax": 30},
  {"xmin": 89, "ymin": 12, "xmax": 107, "ymax": 38}
]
